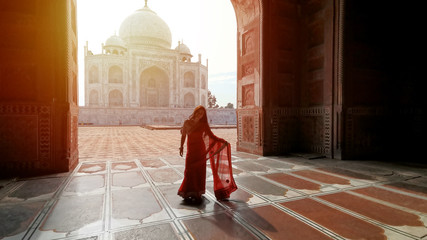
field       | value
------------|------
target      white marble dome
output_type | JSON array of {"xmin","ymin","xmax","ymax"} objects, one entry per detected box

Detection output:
[
  {"xmin": 119, "ymin": 5, "xmax": 172, "ymax": 49},
  {"xmin": 105, "ymin": 34, "xmax": 126, "ymax": 48},
  {"xmin": 175, "ymin": 43, "xmax": 192, "ymax": 55}
]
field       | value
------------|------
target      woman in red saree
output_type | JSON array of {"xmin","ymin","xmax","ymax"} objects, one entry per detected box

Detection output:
[{"xmin": 178, "ymin": 105, "xmax": 237, "ymax": 203}]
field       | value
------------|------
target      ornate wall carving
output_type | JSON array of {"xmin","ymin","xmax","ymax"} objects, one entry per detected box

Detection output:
[
  {"xmin": 242, "ymin": 62, "xmax": 255, "ymax": 77},
  {"xmin": 242, "ymin": 30, "xmax": 255, "ymax": 56},
  {"xmin": 69, "ymin": 105, "xmax": 79, "ymax": 169},
  {"xmin": 242, "ymin": 84, "xmax": 255, "ymax": 107},
  {"xmin": 139, "ymin": 59, "xmax": 171, "ymax": 72},
  {"xmin": 271, "ymin": 108, "xmax": 298, "ymax": 153},
  {"xmin": 0, "ymin": 104, "xmax": 52, "ymax": 171},
  {"xmin": 300, "ymin": 107, "xmax": 331, "ymax": 154},
  {"xmin": 271, "ymin": 106, "xmax": 331, "ymax": 155},
  {"xmin": 231, "ymin": 0, "xmax": 258, "ymax": 27},
  {"xmin": 242, "ymin": 116, "xmax": 255, "ymax": 142},
  {"xmin": 237, "ymin": 109, "xmax": 260, "ymax": 152}
]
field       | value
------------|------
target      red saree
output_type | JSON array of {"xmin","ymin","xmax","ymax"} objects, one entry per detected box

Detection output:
[{"xmin": 178, "ymin": 121, "xmax": 237, "ymax": 200}]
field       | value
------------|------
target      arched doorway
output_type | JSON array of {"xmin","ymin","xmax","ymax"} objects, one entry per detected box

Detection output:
[
  {"xmin": 109, "ymin": 90, "xmax": 123, "ymax": 107},
  {"xmin": 184, "ymin": 92, "xmax": 195, "ymax": 108},
  {"xmin": 184, "ymin": 71, "xmax": 195, "ymax": 88},
  {"xmin": 139, "ymin": 66, "xmax": 169, "ymax": 107},
  {"xmin": 8, "ymin": 0, "xmax": 401, "ymax": 175},
  {"xmin": 108, "ymin": 65, "xmax": 123, "ymax": 83}
]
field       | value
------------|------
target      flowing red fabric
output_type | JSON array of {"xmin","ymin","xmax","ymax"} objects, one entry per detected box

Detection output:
[{"xmin": 178, "ymin": 121, "xmax": 237, "ymax": 200}]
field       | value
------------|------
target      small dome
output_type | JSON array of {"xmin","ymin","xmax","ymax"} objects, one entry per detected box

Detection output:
[
  {"xmin": 119, "ymin": 4, "xmax": 172, "ymax": 49},
  {"xmin": 105, "ymin": 35, "xmax": 126, "ymax": 48},
  {"xmin": 175, "ymin": 42, "xmax": 191, "ymax": 55}
]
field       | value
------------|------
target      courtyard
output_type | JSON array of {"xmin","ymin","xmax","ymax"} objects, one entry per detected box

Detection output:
[{"xmin": 0, "ymin": 126, "xmax": 426, "ymax": 240}]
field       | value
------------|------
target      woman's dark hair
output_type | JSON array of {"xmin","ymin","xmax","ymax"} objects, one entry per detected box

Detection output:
[
  {"xmin": 189, "ymin": 105, "xmax": 208, "ymax": 124},
  {"xmin": 181, "ymin": 105, "xmax": 209, "ymax": 134}
]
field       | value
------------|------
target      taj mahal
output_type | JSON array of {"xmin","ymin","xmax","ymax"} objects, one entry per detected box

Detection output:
[
  {"xmin": 80, "ymin": 1, "xmax": 236, "ymax": 125},
  {"xmin": 84, "ymin": 1, "xmax": 208, "ymax": 108}
]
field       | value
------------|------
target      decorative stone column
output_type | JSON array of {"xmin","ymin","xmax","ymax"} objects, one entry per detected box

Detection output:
[{"xmin": 0, "ymin": 0, "xmax": 79, "ymax": 176}]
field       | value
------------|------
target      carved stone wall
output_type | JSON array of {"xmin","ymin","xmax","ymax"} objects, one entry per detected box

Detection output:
[
  {"xmin": 0, "ymin": 0, "xmax": 78, "ymax": 176},
  {"xmin": 231, "ymin": 0, "xmax": 263, "ymax": 155},
  {"xmin": 261, "ymin": 0, "xmax": 336, "ymax": 157},
  {"xmin": 68, "ymin": 0, "xmax": 79, "ymax": 172},
  {"xmin": 237, "ymin": 109, "xmax": 261, "ymax": 154},
  {"xmin": 299, "ymin": 107, "xmax": 331, "ymax": 154},
  {"xmin": 298, "ymin": 0, "xmax": 334, "ymax": 157},
  {"xmin": 271, "ymin": 108, "xmax": 298, "ymax": 153},
  {"xmin": 0, "ymin": 104, "xmax": 51, "ymax": 170},
  {"xmin": 271, "ymin": 107, "xmax": 331, "ymax": 155}
]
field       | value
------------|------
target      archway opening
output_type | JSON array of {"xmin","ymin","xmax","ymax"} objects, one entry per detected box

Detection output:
[
  {"xmin": 109, "ymin": 89, "xmax": 124, "ymax": 107},
  {"xmin": 139, "ymin": 66, "xmax": 169, "ymax": 107},
  {"xmin": 76, "ymin": 0, "xmax": 251, "ymax": 158}
]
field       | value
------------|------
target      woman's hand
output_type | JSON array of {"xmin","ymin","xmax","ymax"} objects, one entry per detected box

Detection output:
[{"xmin": 179, "ymin": 146, "xmax": 184, "ymax": 157}]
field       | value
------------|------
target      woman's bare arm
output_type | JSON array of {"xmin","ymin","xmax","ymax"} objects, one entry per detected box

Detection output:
[{"xmin": 179, "ymin": 121, "xmax": 188, "ymax": 157}]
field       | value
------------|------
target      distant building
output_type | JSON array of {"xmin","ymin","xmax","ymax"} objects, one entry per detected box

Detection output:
[
  {"xmin": 81, "ymin": 1, "xmax": 236, "ymax": 126},
  {"xmin": 84, "ymin": 2, "xmax": 208, "ymax": 108}
]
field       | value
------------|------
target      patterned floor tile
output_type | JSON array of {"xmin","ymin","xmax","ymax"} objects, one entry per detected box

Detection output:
[
  {"xmin": 112, "ymin": 171, "xmax": 146, "ymax": 188},
  {"xmin": 2, "ymin": 127, "xmax": 425, "ymax": 240},
  {"xmin": 263, "ymin": 173, "xmax": 322, "ymax": 192},
  {"xmin": 281, "ymin": 198, "xmax": 388, "ymax": 239},
  {"xmin": 146, "ymin": 168, "xmax": 182, "ymax": 184},
  {"xmin": 112, "ymin": 223, "xmax": 180, "ymax": 240},
  {"xmin": 237, "ymin": 205, "xmax": 333, "ymax": 240},
  {"xmin": 182, "ymin": 212, "xmax": 259, "ymax": 240},
  {"xmin": 111, "ymin": 188, "xmax": 169, "ymax": 228},
  {"xmin": 0, "ymin": 201, "xmax": 46, "ymax": 239},
  {"xmin": 352, "ymin": 187, "xmax": 427, "ymax": 213},
  {"xmin": 64, "ymin": 175, "xmax": 105, "ymax": 194},
  {"xmin": 319, "ymin": 191, "xmax": 427, "ymax": 238},
  {"xmin": 40, "ymin": 194, "xmax": 104, "ymax": 235},
  {"xmin": 235, "ymin": 175, "xmax": 300, "ymax": 200},
  {"xmin": 4, "ymin": 177, "xmax": 64, "ymax": 201}
]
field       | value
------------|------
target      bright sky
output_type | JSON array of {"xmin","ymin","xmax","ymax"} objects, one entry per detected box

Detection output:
[{"xmin": 77, "ymin": 0, "xmax": 237, "ymax": 107}]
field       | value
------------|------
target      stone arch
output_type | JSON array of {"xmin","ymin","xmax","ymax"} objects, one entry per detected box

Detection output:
[
  {"xmin": 0, "ymin": 0, "xmax": 261, "ymax": 176},
  {"xmin": 89, "ymin": 66, "xmax": 98, "ymax": 83},
  {"xmin": 108, "ymin": 65, "xmax": 123, "ymax": 83},
  {"xmin": 184, "ymin": 71, "xmax": 195, "ymax": 88},
  {"xmin": 109, "ymin": 89, "xmax": 123, "ymax": 107},
  {"xmin": 184, "ymin": 92, "xmax": 195, "ymax": 108},
  {"xmin": 89, "ymin": 90, "xmax": 99, "ymax": 106},
  {"xmin": 140, "ymin": 66, "xmax": 169, "ymax": 107}
]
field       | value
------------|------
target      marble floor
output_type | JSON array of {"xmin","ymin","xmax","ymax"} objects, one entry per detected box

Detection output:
[{"xmin": 1, "ymin": 127, "xmax": 426, "ymax": 240}]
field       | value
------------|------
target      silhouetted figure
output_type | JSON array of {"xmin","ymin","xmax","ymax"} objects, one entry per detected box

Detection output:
[{"xmin": 178, "ymin": 105, "xmax": 237, "ymax": 203}]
